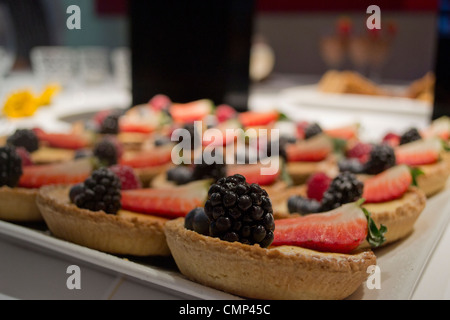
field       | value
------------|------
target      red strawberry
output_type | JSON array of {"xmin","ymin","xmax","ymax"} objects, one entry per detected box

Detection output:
[
  {"xmin": 325, "ymin": 124, "xmax": 359, "ymax": 140},
  {"xmin": 272, "ymin": 202, "xmax": 368, "ymax": 254},
  {"xmin": 149, "ymin": 94, "xmax": 171, "ymax": 111},
  {"xmin": 33, "ymin": 128, "xmax": 90, "ymax": 150},
  {"xmin": 216, "ymin": 104, "xmax": 237, "ymax": 123},
  {"xmin": 238, "ymin": 110, "xmax": 279, "ymax": 127},
  {"xmin": 306, "ymin": 172, "xmax": 331, "ymax": 201},
  {"xmin": 347, "ymin": 142, "xmax": 372, "ymax": 163},
  {"xmin": 362, "ymin": 165, "xmax": 412, "ymax": 203},
  {"xmin": 19, "ymin": 158, "xmax": 93, "ymax": 189},
  {"xmin": 285, "ymin": 134, "xmax": 333, "ymax": 162},
  {"xmin": 395, "ymin": 138, "xmax": 442, "ymax": 166},
  {"xmin": 227, "ymin": 158, "xmax": 281, "ymax": 186},
  {"xmin": 119, "ymin": 145, "xmax": 172, "ymax": 169},
  {"xmin": 121, "ymin": 180, "xmax": 210, "ymax": 219},
  {"xmin": 169, "ymin": 99, "xmax": 214, "ymax": 124},
  {"xmin": 203, "ymin": 119, "xmax": 241, "ymax": 147},
  {"xmin": 109, "ymin": 164, "xmax": 142, "ymax": 190}
]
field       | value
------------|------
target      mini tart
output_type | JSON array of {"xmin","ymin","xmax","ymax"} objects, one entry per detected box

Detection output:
[
  {"xmin": 36, "ymin": 185, "xmax": 170, "ymax": 256},
  {"xmin": 414, "ymin": 159, "xmax": 450, "ymax": 197},
  {"xmin": 164, "ymin": 218, "xmax": 376, "ymax": 300},
  {"xmin": 360, "ymin": 187, "xmax": 426, "ymax": 248},
  {"xmin": 0, "ymin": 187, "xmax": 42, "ymax": 222},
  {"xmin": 286, "ymin": 155, "xmax": 338, "ymax": 185}
]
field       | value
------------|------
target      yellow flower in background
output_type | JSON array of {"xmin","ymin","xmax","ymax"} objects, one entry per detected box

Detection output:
[
  {"xmin": 2, "ymin": 83, "xmax": 61, "ymax": 118},
  {"xmin": 37, "ymin": 83, "xmax": 62, "ymax": 106},
  {"xmin": 2, "ymin": 90, "xmax": 39, "ymax": 118}
]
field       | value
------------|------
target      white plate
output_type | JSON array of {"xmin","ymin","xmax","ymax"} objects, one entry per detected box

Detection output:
[{"xmin": 0, "ymin": 187, "xmax": 449, "ymax": 300}]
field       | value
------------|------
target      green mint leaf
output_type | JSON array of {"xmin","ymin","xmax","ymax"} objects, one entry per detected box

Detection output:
[
  {"xmin": 362, "ymin": 207, "xmax": 387, "ymax": 248},
  {"xmin": 410, "ymin": 167, "xmax": 424, "ymax": 187}
]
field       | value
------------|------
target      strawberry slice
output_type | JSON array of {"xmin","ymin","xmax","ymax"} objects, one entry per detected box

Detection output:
[
  {"xmin": 33, "ymin": 128, "xmax": 90, "ymax": 150},
  {"xmin": 170, "ymin": 99, "xmax": 214, "ymax": 124},
  {"xmin": 325, "ymin": 124, "xmax": 359, "ymax": 140},
  {"xmin": 395, "ymin": 138, "xmax": 442, "ymax": 166},
  {"xmin": 119, "ymin": 145, "xmax": 173, "ymax": 169},
  {"xmin": 285, "ymin": 134, "xmax": 333, "ymax": 162},
  {"xmin": 227, "ymin": 158, "xmax": 281, "ymax": 186},
  {"xmin": 238, "ymin": 110, "xmax": 279, "ymax": 127},
  {"xmin": 203, "ymin": 119, "xmax": 241, "ymax": 147},
  {"xmin": 19, "ymin": 158, "xmax": 93, "ymax": 189},
  {"xmin": 272, "ymin": 202, "xmax": 369, "ymax": 254},
  {"xmin": 121, "ymin": 180, "xmax": 210, "ymax": 219},
  {"xmin": 362, "ymin": 165, "xmax": 412, "ymax": 203}
]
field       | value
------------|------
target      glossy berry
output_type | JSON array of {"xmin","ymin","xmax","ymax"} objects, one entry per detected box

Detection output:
[
  {"xmin": 191, "ymin": 207, "xmax": 211, "ymax": 236},
  {"xmin": 203, "ymin": 174, "xmax": 274, "ymax": 248},
  {"xmin": 69, "ymin": 183, "xmax": 85, "ymax": 203},
  {"xmin": 346, "ymin": 142, "xmax": 372, "ymax": 163},
  {"xmin": 399, "ymin": 128, "xmax": 422, "ymax": 145},
  {"xmin": 167, "ymin": 166, "xmax": 193, "ymax": 185},
  {"xmin": 304, "ymin": 123, "xmax": 323, "ymax": 140},
  {"xmin": 287, "ymin": 196, "xmax": 321, "ymax": 215},
  {"xmin": 7, "ymin": 129, "xmax": 39, "ymax": 153},
  {"xmin": 93, "ymin": 138, "xmax": 119, "ymax": 167},
  {"xmin": 320, "ymin": 172, "xmax": 364, "ymax": 212},
  {"xmin": 72, "ymin": 168, "xmax": 122, "ymax": 214},
  {"xmin": 0, "ymin": 146, "xmax": 23, "ymax": 188},
  {"xmin": 362, "ymin": 144, "xmax": 396, "ymax": 175},
  {"xmin": 306, "ymin": 172, "xmax": 331, "ymax": 202},
  {"xmin": 109, "ymin": 164, "xmax": 142, "ymax": 190}
]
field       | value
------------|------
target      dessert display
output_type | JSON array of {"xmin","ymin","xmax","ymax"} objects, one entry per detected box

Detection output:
[
  {"xmin": 1, "ymin": 91, "xmax": 449, "ymax": 300},
  {"xmin": 164, "ymin": 174, "xmax": 384, "ymax": 300}
]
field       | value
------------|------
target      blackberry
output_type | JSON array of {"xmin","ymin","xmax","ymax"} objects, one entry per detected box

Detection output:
[
  {"xmin": 399, "ymin": 128, "xmax": 422, "ymax": 145},
  {"xmin": 363, "ymin": 144, "xmax": 396, "ymax": 175},
  {"xmin": 7, "ymin": 129, "xmax": 39, "ymax": 153},
  {"xmin": 71, "ymin": 168, "xmax": 122, "ymax": 214},
  {"xmin": 304, "ymin": 123, "xmax": 323, "ymax": 140},
  {"xmin": 287, "ymin": 196, "xmax": 321, "ymax": 215},
  {"xmin": 191, "ymin": 152, "xmax": 227, "ymax": 182},
  {"xmin": 99, "ymin": 114, "xmax": 120, "ymax": 135},
  {"xmin": 204, "ymin": 175, "xmax": 275, "ymax": 248},
  {"xmin": 320, "ymin": 172, "xmax": 364, "ymax": 212},
  {"xmin": 93, "ymin": 139, "xmax": 118, "ymax": 167},
  {"xmin": 0, "ymin": 146, "xmax": 23, "ymax": 188},
  {"xmin": 167, "ymin": 166, "xmax": 193, "ymax": 185}
]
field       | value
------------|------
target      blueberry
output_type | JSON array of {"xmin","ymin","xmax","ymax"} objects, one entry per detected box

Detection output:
[
  {"xmin": 69, "ymin": 183, "xmax": 85, "ymax": 203},
  {"xmin": 184, "ymin": 208, "xmax": 200, "ymax": 230},
  {"xmin": 192, "ymin": 208, "xmax": 210, "ymax": 236},
  {"xmin": 167, "ymin": 166, "xmax": 193, "ymax": 185}
]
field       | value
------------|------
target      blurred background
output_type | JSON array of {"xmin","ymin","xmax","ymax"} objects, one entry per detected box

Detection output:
[{"xmin": 0, "ymin": 0, "xmax": 446, "ymax": 137}]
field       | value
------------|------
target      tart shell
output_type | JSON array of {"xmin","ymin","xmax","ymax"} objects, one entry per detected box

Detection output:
[
  {"xmin": 0, "ymin": 186, "xmax": 42, "ymax": 222},
  {"xmin": 164, "ymin": 218, "xmax": 376, "ymax": 300},
  {"xmin": 36, "ymin": 185, "xmax": 171, "ymax": 256}
]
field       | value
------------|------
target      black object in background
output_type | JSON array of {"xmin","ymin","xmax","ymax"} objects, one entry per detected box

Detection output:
[
  {"xmin": 129, "ymin": 0, "xmax": 255, "ymax": 112},
  {"xmin": 433, "ymin": 0, "xmax": 450, "ymax": 120}
]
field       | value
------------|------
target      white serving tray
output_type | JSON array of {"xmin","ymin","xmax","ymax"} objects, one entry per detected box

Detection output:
[{"xmin": 0, "ymin": 186, "xmax": 449, "ymax": 300}]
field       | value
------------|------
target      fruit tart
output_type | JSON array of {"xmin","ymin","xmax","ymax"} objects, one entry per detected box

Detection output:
[
  {"xmin": 287, "ymin": 165, "xmax": 426, "ymax": 247},
  {"xmin": 36, "ymin": 165, "xmax": 210, "ymax": 257},
  {"xmin": 285, "ymin": 123, "xmax": 339, "ymax": 185},
  {"xmin": 164, "ymin": 174, "xmax": 385, "ymax": 300}
]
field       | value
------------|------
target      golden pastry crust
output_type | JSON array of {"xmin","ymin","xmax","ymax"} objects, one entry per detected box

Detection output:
[
  {"xmin": 36, "ymin": 185, "xmax": 170, "ymax": 256},
  {"xmin": 361, "ymin": 187, "xmax": 426, "ymax": 248},
  {"xmin": 30, "ymin": 147, "xmax": 75, "ymax": 164},
  {"xmin": 415, "ymin": 159, "xmax": 450, "ymax": 197},
  {"xmin": 164, "ymin": 218, "xmax": 376, "ymax": 300},
  {"xmin": 287, "ymin": 155, "xmax": 338, "ymax": 185},
  {"xmin": 0, "ymin": 187, "xmax": 42, "ymax": 222}
]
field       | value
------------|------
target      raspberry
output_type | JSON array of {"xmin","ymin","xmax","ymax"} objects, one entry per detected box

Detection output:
[
  {"xmin": 149, "ymin": 94, "xmax": 172, "ymax": 111},
  {"xmin": 15, "ymin": 147, "xmax": 33, "ymax": 167},
  {"xmin": 306, "ymin": 172, "xmax": 332, "ymax": 202},
  {"xmin": 382, "ymin": 132, "xmax": 400, "ymax": 147},
  {"xmin": 109, "ymin": 165, "xmax": 142, "ymax": 190},
  {"xmin": 346, "ymin": 142, "xmax": 372, "ymax": 163},
  {"xmin": 216, "ymin": 104, "xmax": 237, "ymax": 123}
]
